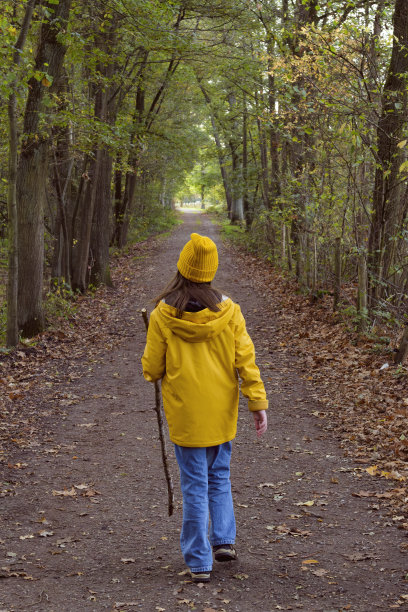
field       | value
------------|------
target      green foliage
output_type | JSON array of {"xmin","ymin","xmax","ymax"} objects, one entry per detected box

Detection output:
[
  {"xmin": 43, "ymin": 282, "xmax": 77, "ymax": 327},
  {"xmin": 0, "ymin": 0, "xmax": 405, "ymax": 342},
  {"xmin": 127, "ymin": 206, "xmax": 181, "ymax": 244},
  {"xmin": 219, "ymin": 220, "xmax": 246, "ymax": 245}
]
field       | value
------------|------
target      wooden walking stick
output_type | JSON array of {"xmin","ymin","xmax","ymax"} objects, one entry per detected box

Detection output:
[{"xmin": 141, "ymin": 308, "xmax": 175, "ymax": 517}]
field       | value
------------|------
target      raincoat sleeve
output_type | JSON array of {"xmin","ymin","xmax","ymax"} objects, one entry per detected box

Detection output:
[
  {"xmin": 141, "ymin": 309, "xmax": 167, "ymax": 382},
  {"xmin": 234, "ymin": 305, "xmax": 268, "ymax": 412}
]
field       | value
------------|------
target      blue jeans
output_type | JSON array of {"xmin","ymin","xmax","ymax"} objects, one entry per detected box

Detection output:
[{"xmin": 174, "ymin": 442, "xmax": 236, "ymax": 573}]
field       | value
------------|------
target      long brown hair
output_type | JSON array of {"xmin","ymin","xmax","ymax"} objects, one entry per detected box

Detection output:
[{"xmin": 155, "ymin": 271, "xmax": 223, "ymax": 317}]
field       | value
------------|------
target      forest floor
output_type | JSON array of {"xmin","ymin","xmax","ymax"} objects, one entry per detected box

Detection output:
[{"xmin": 1, "ymin": 211, "xmax": 407, "ymax": 612}]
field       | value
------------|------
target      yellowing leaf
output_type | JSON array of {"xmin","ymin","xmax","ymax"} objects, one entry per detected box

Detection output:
[
  {"xmin": 295, "ymin": 500, "xmax": 314, "ymax": 506},
  {"xmin": 366, "ymin": 465, "xmax": 378, "ymax": 476},
  {"xmin": 302, "ymin": 559, "xmax": 319, "ymax": 564},
  {"xmin": 397, "ymin": 140, "xmax": 407, "ymax": 148}
]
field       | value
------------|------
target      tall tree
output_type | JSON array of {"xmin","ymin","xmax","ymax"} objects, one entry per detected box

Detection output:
[
  {"xmin": 17, "ymin": 0, "xmax": 72, "ymax": 336},
  {"xmin": 6, "ymin": 0, "xmax": 37, "ymax": 346},
  {"xmin": 367, "ymin": 0, "xmax": 408, "ymax": 307}
]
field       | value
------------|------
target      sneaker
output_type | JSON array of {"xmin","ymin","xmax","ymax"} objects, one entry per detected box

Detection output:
[
  {"xmin": 213, "ymin": 544, "xmax": 237, "ymax": 562},
  {"xmin": 190, "ymin": 570, "xmax": 211, "ymax": 583}
]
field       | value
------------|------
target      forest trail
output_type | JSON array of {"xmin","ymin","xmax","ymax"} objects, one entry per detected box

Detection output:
[{"xmin": 1, "ymin": 212, "xmax": 407, "ymax": 612}]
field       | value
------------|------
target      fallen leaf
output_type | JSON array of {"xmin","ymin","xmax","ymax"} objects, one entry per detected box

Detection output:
[
  {"xmin": 121, "ymin": 558, "xmax": 136, "ymax": 564},
  {"xmin": 344, "ymin": 552, "xmax": 373, "ymax": 562},
  {"xmin": 311, "ymin": 568, "xmax": 328, "ymax": 576},
  {"xmin": 233, "ymin": 573, "xmax": 249, "ymax": 580},
  {"xmin": 52, "ymin": 487, "xmax": 77, "ymax": 497},
  {"xmin": 82, "ymin": 488, "xmax": 100, "ymax": 497},
  {"xmin": 366, "ymin": 465, "xmax": 378, "ymax": 476},
  {"xmin": 38, "ymin": 530, "xmax": 54, "ymax": 537},
  {"xmin": 301, "ymin": 559, "xmax": 319, "ymax": 564},
  {"xmin": 295, "ymin": 500, "xmax": 315, "ymax": 507},
  {"xmin": 352, "ymin": 490, "xmax": 376, "ymax": 498}
]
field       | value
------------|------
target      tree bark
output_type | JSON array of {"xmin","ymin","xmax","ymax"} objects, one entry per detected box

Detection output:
[
  {"xmin": 17, "ymin": 0, "xmax": 72, "ymax": 336},
  {"xmin": 394, "ymin": 325, "xmax": 408, "ymax": 365},
  {"xmin": 333, "ymin": 237, "xmax": 341, "ymax": 310},
  {"xmin": 50, "ymin": 73, "xmax": 74, "ymax": 287},
  {"xmin": 89, "ymin": 21, "xmax": 118, "ymax": 287},
  {"xmin": 6, "ymin": 0, "xmax": 37, "ymax": 346},
  {"xmin": 113, "ymin": 63, "xmax": 147, "ymax": 248},
  {"xmin": 367, "ymin": 0, "xmax": 408, "ymax": 308},
  {"xmin": 228, "ymin": 91, "xmax": 244, "ymax": 223}
]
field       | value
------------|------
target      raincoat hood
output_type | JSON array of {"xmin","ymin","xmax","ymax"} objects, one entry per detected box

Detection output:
[{"xmin": 156, "ymin": 298, "xmax": 234, "ymax": 343}]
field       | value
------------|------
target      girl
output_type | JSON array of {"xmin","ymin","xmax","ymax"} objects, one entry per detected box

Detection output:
[{"xmin": 142, "ymin": 233, "xmax": 268, "ymax": 583}]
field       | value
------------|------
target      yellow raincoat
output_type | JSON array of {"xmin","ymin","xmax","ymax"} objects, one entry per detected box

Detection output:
[{"xmin": 141, "ymin": 298, "xmax": 268, "ymax": 447}]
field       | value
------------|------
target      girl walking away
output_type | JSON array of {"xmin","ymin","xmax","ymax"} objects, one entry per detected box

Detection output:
[{"xmin": 141, "ymin": 233, "xmax": 268, "ymax": 583}]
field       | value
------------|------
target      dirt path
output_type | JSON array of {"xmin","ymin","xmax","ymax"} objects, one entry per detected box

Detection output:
[{"xmin": 1, "ymin": 212, "xmax": 406, "ymax": 612}]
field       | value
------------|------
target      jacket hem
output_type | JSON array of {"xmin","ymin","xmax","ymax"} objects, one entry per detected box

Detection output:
[{"xmin": 171, "ymin": 435, "xmax": 235, "ymax": 448}]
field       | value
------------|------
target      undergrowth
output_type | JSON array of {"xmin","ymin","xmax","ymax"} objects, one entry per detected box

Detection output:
[
  {"xmin": 216, "ymin": 212, "xmax": 406, "ymax": 369},
  {"xmin": 127, "ymin": 206, "xmax": 181, "ymax": 244}
]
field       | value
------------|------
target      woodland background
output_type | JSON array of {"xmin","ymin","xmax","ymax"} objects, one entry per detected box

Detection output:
[{"xmin": 0, "ymin": 0, "xmax": 407, "ymax": 360}]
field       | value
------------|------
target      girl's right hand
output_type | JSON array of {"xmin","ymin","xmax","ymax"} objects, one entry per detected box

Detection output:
[{"xmin": 253, "ymin": 410, "xmax": 267, "ymax": 437}]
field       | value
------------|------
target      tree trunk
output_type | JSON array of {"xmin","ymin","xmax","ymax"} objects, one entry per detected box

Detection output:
[
  {"xmin": 228, "ymin": 91, "xmax": 244, "ymax": 223},
  {"xmin": 287, "ymin": 0, "xmax": 318, "ymax": 286},
  {"xmin": 90, "ymin": 22, "xmax": 118, "ymax": 287},
  {"xmin": 357, "ymin": 251, "xmax": 368, "ymax": 332},
  {"xmin": 72, "ymin": 153, "xmax": 100, "ymax": 292},
  {"xmin": 90, "ymin": 148, "xmax": 114, "ymax": 286},
  {"xmin": 113, "ymin": 73, "xmax": 146, "ymax": 249},
  {"xmin": 6, "ymin": 0, "xmax": 37, "ymax": 346},
  {"xmin": 255, "ymin": 88, "xmax": 270, "ymax": 208},
  {"xmin": 51, "ymin": 74, "xmax": 74, "ymax": 287},
  {"xmin": 394, "ymin": 325, "xmax": 408, "ymax": 365},
  {"xmin": 368, "ymin": 0, "xmax": 408, "ymax": 308},
  {"xmin": 197, "ymin": 79, "xmax": 233, "ymax": 214},
  {"xmin": 17, "ymin": 0, "xmax": 72, "ymax": 336},
  {"xmin": 268, "ymin": 36, "xmax": 281, "ymax": 203},
  {"xmin": 242, "ymin": 93, "xmax": 252, "ymax": 228},
  {"xmin": 52, "ymin": 148, "xmax": 72, "ymax": 285},
  {"xmin": 333, "ymin": 237, "xmax": 341, "ymax": 310}
]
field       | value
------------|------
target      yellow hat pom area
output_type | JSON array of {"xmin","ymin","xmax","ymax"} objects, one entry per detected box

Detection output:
[{"xmin": 177, "ymin": 233, "xmax": 219, "ymax": 282}]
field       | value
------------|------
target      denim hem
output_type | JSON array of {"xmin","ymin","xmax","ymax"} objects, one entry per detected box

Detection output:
[
  {"xmin": 190, "ymin": 565, "xmax": 212, "ymax": 573},
  {"xmin": 211, "ymin": 540, "xmax": 235, "ymax": 546}
]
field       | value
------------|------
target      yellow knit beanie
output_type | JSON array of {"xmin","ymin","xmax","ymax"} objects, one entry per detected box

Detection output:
[{"xmin": 177, "ymin": 233, "xmax": 218, "ymax": 282}]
